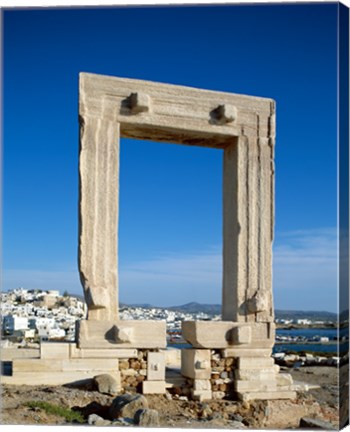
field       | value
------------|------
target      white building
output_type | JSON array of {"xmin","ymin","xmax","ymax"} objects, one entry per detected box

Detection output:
[{"xmin": 2, "ymin": 315, "xmax": 29, "ymax": 334}]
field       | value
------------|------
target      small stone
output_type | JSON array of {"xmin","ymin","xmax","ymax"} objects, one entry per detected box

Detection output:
[
  {"xmin": 130, "ymin": 359, "xmax": 141, "ymax": 369},
  {"xmin": 119, "ymin": 360, "xmax": 129, "ymax": 370},
  {"xmin": 200, "ymin": 403, "xmax": 213, "ymax": 419},
  {"xmin": 229, "ymin": 413, "xmax": 244, "ymax": 422},
  {"xmin": 211, "ymin": 353, "xmax": 221, "ymax": 362},
  {"xmin": 231, "ymin": 420, "xmax": 245, "ymax": 428},
  {"xmin": 88, "ymin": 414, "xmax": 111, "ymax": 426},
  {"xmin": 220, "ymin": 371, "xmax": 228, "ymax": 379},
  {"xmin": 94, "ymin": 374, "xmax": 119, "ymax": 395},
  {"xmin": 299, "ymin": 417, "xmax": 335, "ymax": 430},
  {"xmin": 219, "ymin": 383, "xmax": 227, "ymax": 392},
  {"xmin": 225, "ymin": 358, "xmax": 234, "ymax": 367},
  {"xmin": 134, "ymin": 408, "xmax": 159, "ymax": 426},
  {"xmin": 126, "ymin": 376, "xmax": 137, "ymax": 386},
  {"xmin": 121, "ymin": 368, "xmax": 138, "ymax": 377},
  {"xmin": 173, "ymin": 386, "xmax": 182, "ymax": 395}
]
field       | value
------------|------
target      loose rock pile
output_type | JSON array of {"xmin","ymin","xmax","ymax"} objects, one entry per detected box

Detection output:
[
  {"xmin": 273, "ymin": 352, "xmax": 340, "ymax": 367},
  {"xmin": 210, "ymin": 350, "xmax": 235, "ymax": 399},
  {"xmin": 119, "ymin": 350, "xmax": 149, "ymax": 392}
]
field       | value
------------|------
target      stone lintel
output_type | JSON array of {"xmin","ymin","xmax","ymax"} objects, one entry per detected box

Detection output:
[
  {"xmin": 182, "ymin": 321, "xmax": 275, "ymax": 349},
  {"xmin": 77, "ymin": 320, "xmax": 166, "ymax": 349},
  {"xmin": 80, "ymin": 73, "xmax": 274, "ymax": 149}
]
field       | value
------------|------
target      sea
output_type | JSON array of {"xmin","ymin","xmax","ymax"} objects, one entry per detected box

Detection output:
[
  {"xmin": 169, "ymin": 327, "xmax": 349, "ymax": 355},
  {"xmin": 274, "ymin": 327, "xmax": 347, "ymax": 355}
]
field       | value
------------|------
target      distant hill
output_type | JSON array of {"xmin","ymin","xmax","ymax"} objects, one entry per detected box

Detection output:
[
  {"xmin": 120, "ymin": 303, "xmax": 154, "ymax": 309},
  {"xmin": 168, "ymin": 302, "xmax": 221, "ymax": 315},
  {"xmin": 166, "ymin": 302, "xmax": 338, "ymax": 322},
  {"xmin": 118, "ymin": 300, "xmax": 338, "ymax": 322},
  {"xmin": 275, "ymin": 309, "xmax": 337, "ymax": 322}
]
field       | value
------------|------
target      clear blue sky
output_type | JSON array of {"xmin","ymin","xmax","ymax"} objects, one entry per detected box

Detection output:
[{"xmin": 2, "ymin": 4, "xmax": 339, "ymax": 311}]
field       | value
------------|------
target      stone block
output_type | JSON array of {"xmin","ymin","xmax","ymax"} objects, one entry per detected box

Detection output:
[
  {"xmin": 238, "ymin": 357, "xmax": 274, "ymax": 369},
  {"xmin": 40, "ymin": 342, "xmax": 70, "ymax": 359},
  {"xmin": 64, "ymin": 359, "xmax": 119, "ymax": 371},
  {"xmin": 237, "ymin": 391, "xmax": 297, "ymax": 401},
  {"xmin": 129, "ymin": 92, "xmax": 152, "ymax": 114},
  {"xmin": 276, "ymin": 373, "xmax": 293, "ymax": 386},
  {"xmin": 1, "ymin": 370, "xmax": 120, "ymax": 386},
  {"xmin": 193, "ymin": 379, "xmax": 211, "ymax": 391},
  {"xmin": 12, "ymin": 358, "xmax": 119, "ymax": 373},
  {"xmin": 142, "ymin": 380, "xmax": 166, "ymax": 394},
  {"xmin": 182, "ymin": 321, "xmax": 274, "ymax": 349},
  {"xmin": 191, "ymin": 390, "xmax": 212, "ymax": 402},
  {"xmin": 77, "ymin": 320, "xmax": 166, "ymax": 349},
  {"xmin": 161, "ymin": 347, "xmax": 181, "ymax": 366},
  {"xmin": 147, "ymin": 352, "xmax": 165, "ymax": 381},
  {"xmin": 0, "ymin": 348, "xmax": 40, "ymax": 361},
  {"xmin": 69, "ymin": 344, "xmax": 138, "ymax": 359},
  {"xmin": 181, "ymin": 349, "xmax": 211, "ymax": 379},
  {"xmin": 231, "ymin": 326, "xmax": 251, "ymax": 344},
  {"xmin": 221, "ymin": 348, "xmax": 271, "ymax": 358},
  {"xmin": 234, "ymin": 367, "xmax": 277, "ymax": 381},
  {"xmin": 13, "ymin": 359, "xmax": 61, "ymax": 373},
  {"xmin": 234, "ymin": 379, "xmax": 277, "ymax": 392}
]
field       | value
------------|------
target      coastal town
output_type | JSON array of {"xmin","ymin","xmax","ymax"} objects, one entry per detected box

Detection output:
[
  {"xmin": 0, "ymin": 288, "xmax": 344, "ymax": 349},
  {"xmin": 0, "ymin": 287, "xmax": 346, "ymax": 429}
]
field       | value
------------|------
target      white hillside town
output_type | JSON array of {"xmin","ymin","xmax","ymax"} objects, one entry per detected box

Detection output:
[
  {"xmin": 1, "ymin": 288, "xmax": 86, "ymax": 341},
  {"xmin": 0, "ymin": 287, "xmax": 219, "ymax": 343},
  {"xmin": 0, "ymin": 287, "xmax": 342, "ymax": 368}
]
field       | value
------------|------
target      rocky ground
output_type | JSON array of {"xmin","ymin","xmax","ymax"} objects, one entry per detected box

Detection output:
[{"xmin": 0, "ymin": 365, "xmax": 346, "ymax": 429}]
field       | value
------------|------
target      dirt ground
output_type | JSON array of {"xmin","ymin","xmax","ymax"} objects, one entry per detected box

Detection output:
[{"xmin": 0, "ymin": 365, "xmax": 345, "ymax": 429}]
